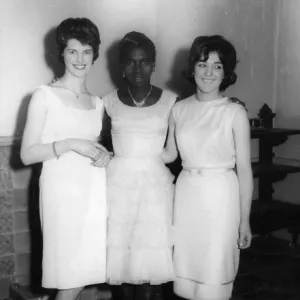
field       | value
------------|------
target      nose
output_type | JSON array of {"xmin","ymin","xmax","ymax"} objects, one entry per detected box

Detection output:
[
  {"xmin": 77, "ymin": 52, "xmax": 84, "ymax": 63},
  {"xmin": 204, "ymin": 65, "xmax": 213, "ymax": 77},
  {"xmin": 134, "ymin": 62, "xmax": 141, "ymax": 74}
]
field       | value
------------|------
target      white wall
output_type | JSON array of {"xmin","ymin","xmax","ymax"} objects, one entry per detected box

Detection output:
[
  {"xmin": 0, "ymin": 0, "xmax": 278, "ymax": 138},
  {"xmin": 272, "ymin": 0, "xmax": 300, "ymax": 205},
  {"xmin": 0, "ymin": 0, "xmax": 158, "ymax": 137}
]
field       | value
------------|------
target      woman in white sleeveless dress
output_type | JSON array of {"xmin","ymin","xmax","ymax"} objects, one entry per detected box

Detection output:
[
  {"xmin": 21, "ymin": 18, "xmax": 110, "ymax": 300},
  {"xmin": 99, "ymin": 32, "xmax": 178, "ymax": 300},
  {"xmin": 163, "ymin": 35, "xmax": 253, "ymax": 300}
]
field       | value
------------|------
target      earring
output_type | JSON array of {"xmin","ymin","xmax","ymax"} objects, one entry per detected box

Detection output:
[{"xmin": 122, "ymin": 72, "xmax": 125, "ymax": 78}]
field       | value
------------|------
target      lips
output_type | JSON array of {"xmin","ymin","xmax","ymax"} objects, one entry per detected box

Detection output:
[
  {"xmin": 73, "ymin": 65, "xmax": 86, "ymax": 70},
  {"xmin": 202, "ymin": 79, "xmax": 215, "ymax": 83}
]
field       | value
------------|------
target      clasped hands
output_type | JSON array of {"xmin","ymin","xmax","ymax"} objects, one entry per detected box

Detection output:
[
  {"xmin": 91, "ymin": 148, "xmax": 113, "ymax": 168},
  {"xmin": 71, "ymin": 139, "xmax": 112, "ymax": 167}
]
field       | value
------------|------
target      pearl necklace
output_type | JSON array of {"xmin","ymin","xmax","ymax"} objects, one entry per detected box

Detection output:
[{"xmin": 127, "ymin": 85, "xmax": 153, "ymax": 107}]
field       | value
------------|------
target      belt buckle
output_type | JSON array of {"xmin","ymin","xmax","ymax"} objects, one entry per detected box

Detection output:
[{"xmin": 189, "ymin": 169, "xmax": 202, "ymax": 175}]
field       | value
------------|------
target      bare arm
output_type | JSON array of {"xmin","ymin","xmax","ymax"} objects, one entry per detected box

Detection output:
[
  {"xmin": 233, "ymin": 107, "xmax": 253, "ymax": 249},
  {"xmin": 162, "ymin": 112, "xmax": 178, "ymax": 164},
  {"xmin": 21, "ymin": 88, "xmax": 107, "ymax": 166}
]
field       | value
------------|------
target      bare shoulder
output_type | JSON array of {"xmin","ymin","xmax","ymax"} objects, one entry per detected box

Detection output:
[{"xmin": 30, "ymin": 86, "xmax": 49, "ymax": 107}]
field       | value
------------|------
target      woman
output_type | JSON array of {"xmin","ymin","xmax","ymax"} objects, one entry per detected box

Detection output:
[
  {"xmin": 163, "ymin": 35, "xmax": 253, "ymax": 300},
  {"xmin": 21, "ymin": 18, "xmax": 110, "ymax": 300},
  {"xmin": 100, "ymin": 31, "xmax": 178, "ymax": 300}
]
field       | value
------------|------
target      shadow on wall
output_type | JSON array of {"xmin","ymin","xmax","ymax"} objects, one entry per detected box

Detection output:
[
  {"xmin": 98, "ymin": 40, "xmax": 124, "ymax": 152},
  {"xmin": 105, "ymin": 39, "xmax": 124, "ymax": 90},
  {"xmin": 44, "ymin": 27, "xmax": 64, "ymax": 81},
  {"xmin": 166, "ymin": 47, "xmax": 195, "ymax": 99},
  {"xmin": 8, "ymin": 27, "xmax": 65, "ymax": 294},
  {"xmin": 10, "ymin": 92, "xmax": 43, "ymax": 293}
]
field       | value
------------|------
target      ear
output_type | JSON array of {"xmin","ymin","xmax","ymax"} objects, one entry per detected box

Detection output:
[
  {"xmin": 121, "ymin": 66, "xmax": 126, "ymax": 78},
  {"xmin": 152, "ymin": 63, "xmax": 155, "ymax": 72}
]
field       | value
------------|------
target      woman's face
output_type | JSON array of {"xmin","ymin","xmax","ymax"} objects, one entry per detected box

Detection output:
[
  {"xmin": 63, "ymin": 39, "xmax": 94, "ymax": 78},
  {"xmin": 122, "ymin": 47, "xmax": 155, "ymax": 87},
  {"xmin": 194, "ymin": 51, "xmax": 224, "ymax": 95}
]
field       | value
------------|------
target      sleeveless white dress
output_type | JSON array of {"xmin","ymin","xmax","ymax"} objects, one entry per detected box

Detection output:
[
  {"xmin": 172, "ymin": 96, "xmax": 244, "ymax": 299},
  {"xmin": 102, "ymin": 90, "xmax": 177, "ymax": 285},
  {"xmin": 37, "ymin": 85, "xmax": 107, "ymax": 289}
]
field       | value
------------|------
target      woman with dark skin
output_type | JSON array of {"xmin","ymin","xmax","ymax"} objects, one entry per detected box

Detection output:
[
  {"xmin": 96, "ymin": 31, "xmax": 178, "ymax": 300},
  {"xmin": 21, "ymin": 18, "xmax": 110, "ymax": 300},
  {"xmin": 164, "ymin": 35, "xmax": 253, "ymax": 300}
]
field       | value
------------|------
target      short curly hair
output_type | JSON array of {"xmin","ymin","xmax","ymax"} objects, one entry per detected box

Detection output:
[
  {"xmin": 56, "ymin": 17, "xmax": 101, "ymax": 63},
  {"xmin": 119, "ymin": 31, "xmax": 156, "ymax": 63},
  {"xmin": 186, "ymin": 35, "xmax": 238, "ymax": 91}
]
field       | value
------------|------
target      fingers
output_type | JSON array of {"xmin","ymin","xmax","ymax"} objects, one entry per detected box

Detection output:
[
  {"xmin": 238, "ymin": 232, "xmax": 252, "ymax": 249},
  {"xmin": 93, "ymin": 142, "xmax": 109, "ymax": 153},
  {"xmin": 92, "ymin": 152, "xmax": 111, "ymax": 168}
]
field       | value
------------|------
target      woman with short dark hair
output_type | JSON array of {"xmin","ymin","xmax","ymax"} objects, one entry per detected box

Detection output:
[
  {"xmin": 21, "ymin": 18, "xmax": 110, "ymax": 300},
  {"xmin": 164, "ymin": 35, "xmax": 253, "ymax": 300}
]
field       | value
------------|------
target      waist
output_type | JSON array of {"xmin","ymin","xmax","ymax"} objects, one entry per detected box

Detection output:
[
  {"xmin": 112, "ymin": 154, "xmax": 162, "ymax": 161},
  {"xmin": 182, "ymin": 166, "xmax": 234, "ymax": 176},
  {"xmin": 112, "ymin": 136, "xmax": 164, "ymax": 158}
]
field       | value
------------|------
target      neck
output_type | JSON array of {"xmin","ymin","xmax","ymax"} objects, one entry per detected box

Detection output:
[
  {"xmin": 60, "ymin": 72, "xmax": 87, "ymax": 93},
  {"xmin": 195, "ymin": 89, "xmax": 223, "ymax": 102},
  {"xmin": 127, "ymin": 83, "xmax": 152, "ymax": 102}
]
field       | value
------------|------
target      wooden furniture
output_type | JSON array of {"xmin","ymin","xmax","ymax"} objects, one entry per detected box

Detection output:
[
  {"xmin": 251, "ymin": 128, "xmax": 300, "ymax": 202},
  {"xmin": 250, "ymin": 127, "xmax": 300, "ymax": 244}
]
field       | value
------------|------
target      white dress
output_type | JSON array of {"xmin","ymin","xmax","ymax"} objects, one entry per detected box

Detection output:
[
  {"xmin": 172, "ymin": 96, "xmax": 244, "ymax": 298},
  {"xmin": 102, "ymin": 90, "xmax": 177, "ymax": 285},
  {"xmin": 38, "ymin": 85, "xmax": 107, "ymax": 289}
]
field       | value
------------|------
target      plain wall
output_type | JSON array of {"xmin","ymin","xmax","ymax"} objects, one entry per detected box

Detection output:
[
  {"xmin": 273, "ymin": 0, "xmax": 300, "ymax": 205},
  {"xmin": 1, "ymin": 0, "xmax": 278, "ymax": 138}
]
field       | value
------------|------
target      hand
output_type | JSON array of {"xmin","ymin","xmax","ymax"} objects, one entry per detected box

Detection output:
[
  {"xmin": 92, "ymin": 151, "xmax": 113, "ymax": 168},
  {"xmin": 69, "ymin": 139, "xmax": 109, "ymax": 160},
  {"xmin": 238, "ymin": 221, "xmax": 252, "ymax": 249},
  {"xmin": 229, "ymin": 97, "xmax": 247, "ymax": 110}
]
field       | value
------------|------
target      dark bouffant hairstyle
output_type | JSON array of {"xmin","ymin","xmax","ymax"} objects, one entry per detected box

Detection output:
[
  {"xmin": 187, "ymin": 35, "xmax": 238, "ymax": 91},
  {"xmin": 56, "ymin": 17, "xmax": 101, "ymax": 63},
  {"xmin": 119, "ymin": 31, "xmax": 156, "ymax": 63}
]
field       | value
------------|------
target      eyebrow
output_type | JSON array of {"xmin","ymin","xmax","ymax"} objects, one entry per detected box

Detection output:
[
  {"xmin": 198, "ymin": 60, "xmax": 222, "ymax": 64},
  {"xmin": 67, "ymin": 48, "xmax": 93, "ymax": 51}
]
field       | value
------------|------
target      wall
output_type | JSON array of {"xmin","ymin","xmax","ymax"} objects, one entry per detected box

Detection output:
[
  {"xmin": 273, "ymin": 0, "xmax": 300, "ymax": 206},
  {"xmin": 0, "ymin": 0, "xmax": 280, "ymax": 297},
  {"xmin": 0, "ymin": 140, "xmax": 31, "ymax": 299},
  {"xmin": 0, "ymin": 0, "xmax": 279, "ymax": 137}
]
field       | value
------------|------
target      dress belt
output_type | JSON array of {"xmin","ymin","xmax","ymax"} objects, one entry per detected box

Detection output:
[{"xmin": 182, "ymin": 166, "xmax": 233, "ymax": 176}]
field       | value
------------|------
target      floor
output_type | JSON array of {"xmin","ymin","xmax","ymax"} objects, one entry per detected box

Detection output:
[
  {"xmin": 8, "ymin": 235, "xmax": 300, "ymax": 300},
  {"xmin": 164, "ymin": 235, "xmax": 300, "ymax": 300},
  {"xmin": 231, "ymin": 235, "xmax": 300, "ymax": 300}
]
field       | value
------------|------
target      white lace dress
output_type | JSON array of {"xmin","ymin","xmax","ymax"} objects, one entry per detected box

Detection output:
[{"xmin": 102, "ymin": 90, "xmax": 177, "ymax": 285}]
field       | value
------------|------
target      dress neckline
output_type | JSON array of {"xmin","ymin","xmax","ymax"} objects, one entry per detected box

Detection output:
[
  {"xmin": 44, "ymin": 85, "xmax": 98, "ymax": 112},
  {"xmin": 193, "ymin": 95, "xmax": 228, "ymax": 104},
  {"xmin": 116, "ymin": 89, "xmax": 165, "ymax": 109}
]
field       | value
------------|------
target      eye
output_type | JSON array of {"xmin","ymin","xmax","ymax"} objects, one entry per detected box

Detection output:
[
  {"xmin": 197, "ymin": 62, "xmax": 206, "ymax": 68},
  {"xmin": 68, "ymin": 50, "xmax": 76, "ymax": 55},
  {"xmin": 125, "ymin": 60, "xmax": 133, "ymax": 66},
  {"xmin": 84, "ymin": 50, "xmax": 93, "ymax": 55},
  {"xmin": 215, "ymin": 64, "xmax": 223, "ymax": 70},
  {"xmin": 141, "ymin": 59, "xmax": 150, "ymax": 65}
]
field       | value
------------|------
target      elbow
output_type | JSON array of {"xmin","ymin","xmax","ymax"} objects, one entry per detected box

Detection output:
[
  {"xmin": 163, "ymin": 150, "xmax": 178, "ymax": 164},
  {"xmin": 168, "ymin": 152, "xmax": 178, "ymax": 164},
  {"xmin": 20, "ymin": 153, "xmax": 30, "ymax": 166},
  {"xmin": 20, "ymin": 149, "xmax": 32, "ymax": 166}
]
